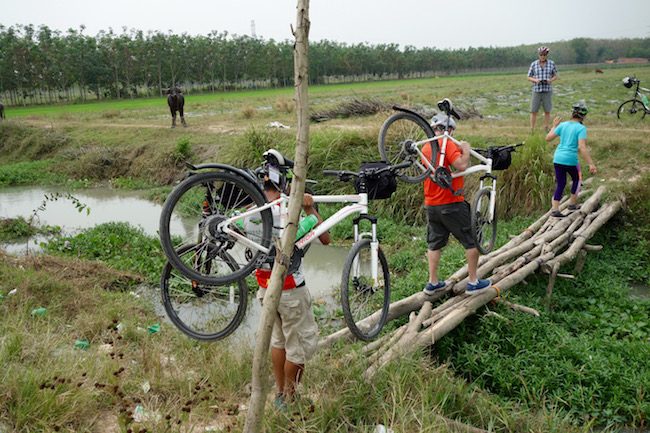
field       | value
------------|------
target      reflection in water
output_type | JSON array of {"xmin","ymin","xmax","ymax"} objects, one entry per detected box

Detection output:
[
  {"xmin": 0, "ymin": 186, "xmax": 192, "ymax": 253},
  {"xmin": 228, "ymin": 243, "xmax": 349, "ymax": 347},
  {"xmin": 1, "ymin": 186, "xmax": 352, "ymax": 348}
]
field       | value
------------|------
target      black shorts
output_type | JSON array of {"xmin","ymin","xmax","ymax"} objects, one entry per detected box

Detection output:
[{"xmin": 426, "ymin": 202, "xmax": 476, "ymax": 250}]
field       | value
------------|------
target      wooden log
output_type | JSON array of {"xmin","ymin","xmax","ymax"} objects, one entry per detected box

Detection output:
[
  {"xmin": 545, "ymin": 200, "xmax": 622, "ymax": 271},
  {"xmin": 322, "ymin": 188, "xmax": 619, "ymax": 362},
  {"xmin": 496, "ymin": 299, "xmax": 540, "ymax": 316}
]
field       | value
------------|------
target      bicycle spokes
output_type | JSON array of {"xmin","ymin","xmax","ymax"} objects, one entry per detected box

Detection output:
[
  {"xmin": 471, "ymin": 188, "xmax": 497, "ymax": 254},
  {"xmin": 161, "ymin": 244, "xmax": 248, "ymax": 341},
  {"xmin": 341, "ymin": 240, "xmax": 390, "ymax": 341},
  {"xmin": 159, "ymin": 171, "xmax": 272, "ymax": 285}
]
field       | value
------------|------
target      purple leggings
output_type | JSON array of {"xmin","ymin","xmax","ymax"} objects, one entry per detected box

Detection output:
[{"xmin": 553, "ymin": 163, "xmax": 580, "ymax": 201}]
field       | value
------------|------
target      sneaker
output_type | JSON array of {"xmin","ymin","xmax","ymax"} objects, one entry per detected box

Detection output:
[
  {"xmin": 466, "ymin": 279, "xmax": 491, "ymax": 295},
  {"xmin": 423, "ymin": 281, "xmax": 446, "ymax": 295},
  {"xmin": 274, "ymin": 393, "xmax": 287, "ymax": 411},
  {"xmin": 550, "ymin": 210, "xmax": 566, "ymax": 218},
  {"xmin": 568, "ymin": 204, "xmax": 581, "ymax": 211}
]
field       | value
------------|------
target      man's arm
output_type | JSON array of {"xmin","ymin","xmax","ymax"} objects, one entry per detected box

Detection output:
[
  {"xmin": 450, "ymin": 141, "xmax": 470, "ymax": 171},
  {"xmin": 303, "ymin": 194, "xmax": 331, "ymax": 245}
]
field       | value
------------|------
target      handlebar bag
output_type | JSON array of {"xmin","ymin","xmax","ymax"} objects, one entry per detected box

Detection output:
[
  {"xmin": 490, "ymin": 148, "xmax": 513, "ymax": 170},
  {"xmin": 355, "ymin": 161, "xmax": 397, "ymax": 200}
]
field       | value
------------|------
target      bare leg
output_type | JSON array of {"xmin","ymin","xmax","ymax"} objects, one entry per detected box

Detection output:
[
  {"xmin": 271, "ymin": 347, "xmax": 286, "ymax": 395},
  {"xmin": 530, "ymin": 112, "xmax": 538, "ymax": 131},
  {"xmin": 544, "ymin": 112, "xmax": 551, "ymax": 131},
  {"xmin": 551, "ymin": 198, "xmax": 561, "ymax": 211},
  {"xmin": 283, "ymin": 360, "xmax": 304, "ymax": 399},
  {"xmin": 465, "ymin": 247, "xmax": 479, "ymax": 282},
  {"xmin": 427, "ymin": 249, "xmax": 442, "ymax": 283}
]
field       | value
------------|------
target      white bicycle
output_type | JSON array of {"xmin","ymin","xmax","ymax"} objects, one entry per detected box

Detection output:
[
  {"xmin": 378, "ymin": 99, "xmax": 522, "ymax": 254},
  {"xmin": 159, "ymin": 152, "xmax": 410, "ymax": 341}
]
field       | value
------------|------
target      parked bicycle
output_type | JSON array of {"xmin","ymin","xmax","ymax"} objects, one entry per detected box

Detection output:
[
  {"xmin": 159, "ymin": 152, "xmax": 410, "ymax": 341},
  {"xmin": 617, "ymin": 76, "xmax": 650, "ymax": 123},
  {"xmin": 378, "ymin": 99, "xmax": 523, "ymax": 254}
]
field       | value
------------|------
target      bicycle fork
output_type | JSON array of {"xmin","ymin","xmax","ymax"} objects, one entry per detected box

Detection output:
[
  {"xmin": 479, "ymin": 174, "xmax": 498, "ymax": 221},
  {"xmin": 353, "ymin": 215, "xmax": 380, "ymax": 286}
]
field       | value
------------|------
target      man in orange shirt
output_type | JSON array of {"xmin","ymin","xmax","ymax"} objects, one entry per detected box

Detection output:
[{"xmin": 422, "ymin": 115, "xmax": 491, "ymax": 295}]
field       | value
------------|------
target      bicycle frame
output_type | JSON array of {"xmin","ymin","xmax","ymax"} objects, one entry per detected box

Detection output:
[
  {"xmin": 217, "ymin": 189, "xmax": 382, "ymax": 284},
  {"xmin": 405, "ymin": 132, "xmax": 498, "ymax": 219},
  {"xmin": 630, "ymin": 78, "xmax": 650, "ymax": 107}
]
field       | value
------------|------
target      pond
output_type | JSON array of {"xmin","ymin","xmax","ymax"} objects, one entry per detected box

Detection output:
[{"xmin": 0, "ymin": 186, "xmax": 351, "ymax": 345}]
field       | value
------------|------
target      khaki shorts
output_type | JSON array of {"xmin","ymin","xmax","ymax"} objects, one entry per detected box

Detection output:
[
  {"xmin": 257, "ymin": 285, "xmax": 319, "ymax": 365},
  {"xmin": 531, "ymin": 90, "xmax": 553, "ymax": 113}
]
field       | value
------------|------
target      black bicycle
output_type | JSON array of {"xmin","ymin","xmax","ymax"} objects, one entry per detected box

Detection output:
[{"xmin": 617, "ymin": 76, "xmax": 650, "ymax": 124}]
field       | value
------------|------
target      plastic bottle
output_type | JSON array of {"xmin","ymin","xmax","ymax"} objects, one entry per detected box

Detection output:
[
  {"xmin": 295, "ymin": 214, "xmax": 318, "ymax": 240},
  {"xmin": 31, "ymin": 307, "xmax": 47, "ymax": 317}
]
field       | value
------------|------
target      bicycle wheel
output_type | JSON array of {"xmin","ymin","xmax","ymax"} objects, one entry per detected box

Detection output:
[
  {"xmin": 341, "ymin": 239, "xmax": 390, "ymax": 341},
  {"xmin": 159, "ymin": 170, "xmax": 273, "ymax": 285},
  {"xmin": 378, "ymin": 111, "xmax": 435, "ymax": 184},
  {"xmin": 617, "ymin": 99, "xmax": 647, "ymax": 124},
  {"xmin": 161, "ymin": 244, "xmax": 247, "ymax": 341},
  {"xmin": 471, "ymin": 188, "xmax": 497, "ymax": 254}
]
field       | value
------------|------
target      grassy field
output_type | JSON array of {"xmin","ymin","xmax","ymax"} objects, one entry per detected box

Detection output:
[{"xmin": 1, "ymin": 65, "xmax": 649, "ymax": 432}]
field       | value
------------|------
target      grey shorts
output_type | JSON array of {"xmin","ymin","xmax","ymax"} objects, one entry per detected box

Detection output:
[
  {"xmin": 426, "ymin": 202, "xmax": 476, "ymax": 251},
  {"xmin": 258, "ymin": 285, "xmax": 319, "ymax": 365},
  {"xmin": 531, "ymin": 91, "xmax": 553, "ymax": 113}
]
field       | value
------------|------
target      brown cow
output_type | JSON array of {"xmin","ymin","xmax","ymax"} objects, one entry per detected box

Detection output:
[
  {"xmin": 595, "ymin": 69, "xmax": 604, "ymax": 74},
  {"xmin": 166, "ymin": 87, "xmax": 186, "ymax": 128}
]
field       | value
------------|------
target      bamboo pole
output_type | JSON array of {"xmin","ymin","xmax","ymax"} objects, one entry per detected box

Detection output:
[{"xmin": 244, "ymin": 1, "xmax": 310, "ymax": 430}]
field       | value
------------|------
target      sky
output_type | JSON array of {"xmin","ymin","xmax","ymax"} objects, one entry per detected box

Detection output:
[{"xmin": 2, "ymin": 0, "xmax": 650, "ymax": 50}]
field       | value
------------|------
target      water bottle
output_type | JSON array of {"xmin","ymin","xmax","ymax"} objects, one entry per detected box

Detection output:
[{"xmin": 295, "ymin": 214, "xmax": 318, "ymax": 240}]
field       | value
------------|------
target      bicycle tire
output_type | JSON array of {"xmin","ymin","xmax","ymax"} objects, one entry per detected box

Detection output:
[
  {"xmin": 159, "ymin": 170, "xmax": 273, "ymax": 285},
  {"xmin": 471, "ymin": 188, "xmax": 497, "ymax": 254},
  {"xmin": 340, "ymin": 239, "xmax": 390, "ymax": 341},
  {"xmin": 617, "ymin": 99, "xmax": 647, "ymax": 123},
  {"xmin": 378, "ymin": 111, "xmax": 435, "ymax": 184},
  {"xmin": 161, "ymin": 244, "xmax": 248, "ymax": 341}
]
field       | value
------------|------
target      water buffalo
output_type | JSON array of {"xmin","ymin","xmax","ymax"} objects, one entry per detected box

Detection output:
[
  {"xmin": 166, "ymin": 87, "xmax": 186, "ymax": 128},
  {"xmin": 0, "ymin": 102, "xmax": 5, "ymax": 120}
]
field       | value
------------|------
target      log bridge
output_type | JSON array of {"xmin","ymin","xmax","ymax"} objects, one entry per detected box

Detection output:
[{"xmin": 320, "ymin": 186, "xmax": 623, "ymax": 380}]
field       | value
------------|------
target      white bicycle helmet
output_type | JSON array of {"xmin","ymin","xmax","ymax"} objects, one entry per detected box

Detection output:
[
  {"xmin": 430, "ymin": 113, "xmax": 457, "ymax": 131},
  {"xmin": 261, "ymin": 148, "xmax": 289, "ymax": 192},
  {"xmin": 538, "ymin": 46, "xmax": 550, "ymax": 55}
]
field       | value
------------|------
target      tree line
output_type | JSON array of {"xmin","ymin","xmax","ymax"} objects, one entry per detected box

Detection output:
[{"xmin": 1, "ymin": 24, "xmax": 648, "ymax": 106}]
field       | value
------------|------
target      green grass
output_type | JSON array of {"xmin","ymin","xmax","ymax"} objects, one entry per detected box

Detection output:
[
  {"xmin": 0, "ymin": 250, "xmax": 585, "ymax": 433},
  {"xmin": 2, "ymin": 64, "xmax": 650, "ymax": 431}
]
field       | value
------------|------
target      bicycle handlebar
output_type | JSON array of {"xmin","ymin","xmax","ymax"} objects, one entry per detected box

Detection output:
[
  {"xmin": 475, "ymin": 142, "xmax": 524, "ymax": 153},
  {"xmin": 323, "ymin": 161, "xmax": 412, "ymax": 182}
]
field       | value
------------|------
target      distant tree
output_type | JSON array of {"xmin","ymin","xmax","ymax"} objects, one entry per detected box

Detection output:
[{"xmin": 571, "ymin": 38, "xmax": 590, "ymax": 64}]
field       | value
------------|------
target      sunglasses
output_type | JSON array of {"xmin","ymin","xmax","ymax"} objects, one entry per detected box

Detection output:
[{"xmin": 435, "ymin": 125, "xmax": 454, "ymax": 132}]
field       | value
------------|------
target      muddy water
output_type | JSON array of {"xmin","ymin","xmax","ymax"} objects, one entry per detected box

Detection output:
[{"xmin": 0, "ymin": 186, "xmax": 351, "ymax": 345}]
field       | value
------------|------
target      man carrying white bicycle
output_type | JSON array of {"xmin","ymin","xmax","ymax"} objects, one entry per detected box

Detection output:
[
  {"xmin": 251, "ymin": 149, "xmax": 331, "ymax": 410},
  {"xmin": 421, "ymin": 115, "xmax": 491, "ymax": 296}
]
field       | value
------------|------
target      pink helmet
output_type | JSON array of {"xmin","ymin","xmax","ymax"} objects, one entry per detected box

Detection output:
[{"xmin": 538, "ymin": 46, "xmax": 550, "ymax": 55}]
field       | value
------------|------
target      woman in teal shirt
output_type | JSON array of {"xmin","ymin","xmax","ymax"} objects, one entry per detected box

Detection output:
[{"xmin": 545, "ymin": 102, "xmax": 597, "ymax": 217}]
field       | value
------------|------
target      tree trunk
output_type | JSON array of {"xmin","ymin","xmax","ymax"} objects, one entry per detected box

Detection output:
[{"xmin": 243, "ymin": 2, "xmax": 310, "ymax": 431}]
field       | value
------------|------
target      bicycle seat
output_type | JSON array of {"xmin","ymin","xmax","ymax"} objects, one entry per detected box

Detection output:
[{"xmin": 263, "ymin": 148, "xmax": 294, "ymax": 169}]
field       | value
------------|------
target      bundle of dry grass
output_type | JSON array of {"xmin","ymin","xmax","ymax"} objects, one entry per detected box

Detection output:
[{"xmin": 310, "ymin": 98, "xmax": 391, "ymax": 122}]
